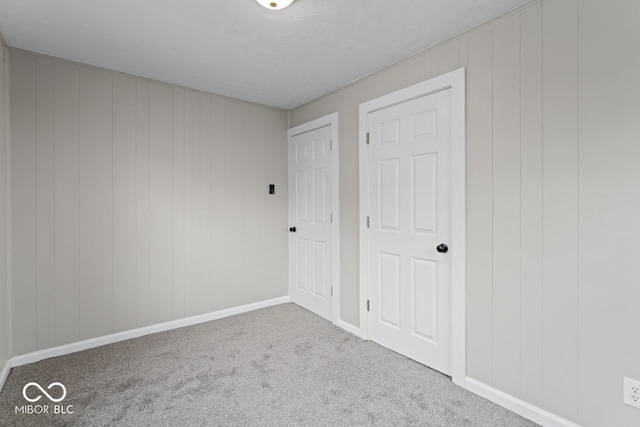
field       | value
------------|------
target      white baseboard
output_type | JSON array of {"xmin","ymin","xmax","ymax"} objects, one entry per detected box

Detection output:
[
  {"xmin": 465, "ymin": 377, "xmax": 581, "ymax": 427},
  {"xmin": 0, "ymin": 299, "xmax": 578, "ymax": 427},
  {"xmin": 0, "ymin": 359, "xmax": 10, "ymax": 392},
  {"xmin": 334, "ymin": 319, "xmax": 364, "ymax": 339},
  {"xmin": 9, "ymin": 295, "xmax": 291, "ymax": 369}
]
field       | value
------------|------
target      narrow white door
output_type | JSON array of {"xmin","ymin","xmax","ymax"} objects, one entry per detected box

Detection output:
[
  {"xmin": 289, "ymin": 125, "xmax": 333, "ymax": 321},
  {"xmin": 367, "ymin": 89, "xmax": 452, "ymax": 375}
]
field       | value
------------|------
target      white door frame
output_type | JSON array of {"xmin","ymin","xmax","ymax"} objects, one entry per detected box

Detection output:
[
  {"xmin": 358, "ymin": 68, "xmax": 466, "ymax": 386},
  {"xmin": 288, "ymin": 112, "xmax": 340, "ymax": 325}
]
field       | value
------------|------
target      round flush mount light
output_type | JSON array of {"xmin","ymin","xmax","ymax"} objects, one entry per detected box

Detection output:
[{"xmin": 255, "ymin": 0, "xmax": 295, "ymax": 10}]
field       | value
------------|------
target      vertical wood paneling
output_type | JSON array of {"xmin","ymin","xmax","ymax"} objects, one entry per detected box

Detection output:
[
  {"xmin": 112, "ymin": 72, "xmax": 137, "ymax": 333},
  {"xmin": 338, "ymin": 93, "xmax": 360, "ymax": 327},
  {"xmin": 465, "ymin": 25, "xmax": 494, "ymax": 385},
  {"xmin": 78, "ymin": 66, "xmax": 113, "ymax": 340},
  {"xmin": 210, "ymin": 95, "xmax": 226, "ymax": 311},
  {"xmin": 256, "ymin": 106, "xmax": 274, "ymax": 302},
  {"xmin": 263, "ymin": 107, "xmax": 288, "ymax": 300},
  {"xmin": 391, "ymin": 54, "xmax": 423, "ymax": 91},
  {"xmin": 438, "ymin": 39, "xmax": 460, "ymax": 74},
  {"xmin": 172, "ymin": 87, "xmax": 185, "ymax": 320},
  {"xmin": 10, "ymin": 51, "xmax": 289, "ymax": 358},
  {"xmin": 199, "ymin": 93, "xmax": 211, "ymax": 314},
  {"xmin": 224, "ymin": 99, "xmax": 246, "ymax": 308},
  {"xmin": 519, "ymin": 2, "xmax": 543, "ymax": 407},
  {"xmin": 578, "ymin": 1, "xmax": 640, "ymax": 426},
  {"xmin": 423, "ymin": 50, "xmax": 439, "ymax": 81},
  {"xmin": 10, "ymin": 51, "xmax": 37, "ymax": 355},
  {"xmin": 183, "ymin": 89, "xmax": 200, "ymax": 316},
  {"xmin": 35, "ymin": 56, "xmax": 55, "ymax": 350},
  {"xmin": 253, "ymin": 104, "xmax": 275, "ymax": 304},
  {"xmin": 542, "ymin": 0, "xmax": 579, "ymax": 421},
  {"xmin": 54, "ymin": 60, "xmax": 80, "ymax": 346},
  {"xmin": 148, "ymin": 82, "xmax": 173, "ymax": 324},
  {"xmin": 136, "ymin": 78, "xmax": 150, "ymax": 327},
  {"xmin": 491, "ymin": 13, "xmax": 521, "ymax": 397},
  {"xmin": 458, "ymin": 35, "xmax": 468, "ymax": 68},
  {"xmin": 0, "ymin": 45, "xmax": 6, "ymax": 364},
  {"xmin": 243, "ymin": 105, "xmax": 264, "ymax": 304},
  {"xmin": 370, "ymin": 68, "xmax": 394, "ymax": 101}
]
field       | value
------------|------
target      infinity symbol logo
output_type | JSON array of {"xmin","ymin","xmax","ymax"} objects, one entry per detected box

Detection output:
[{"xmin": 22, "ymin": 382, "xmax": 67, "ymax": 403}]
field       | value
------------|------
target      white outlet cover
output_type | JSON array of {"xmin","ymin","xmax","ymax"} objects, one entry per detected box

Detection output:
[{"xmin": 623, "ymin": 377, "xmax": 640, "ymax": 409}]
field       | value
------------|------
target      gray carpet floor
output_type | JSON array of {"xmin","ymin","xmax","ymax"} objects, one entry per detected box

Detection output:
[{"xmin": 0, "ymin": 303, "xmax": 537, "ymax": 426}]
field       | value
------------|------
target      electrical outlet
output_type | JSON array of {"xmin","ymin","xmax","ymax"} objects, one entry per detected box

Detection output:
[{"xmin": 623, "ymin": 377, "xmax": 640, "ymax": 409}]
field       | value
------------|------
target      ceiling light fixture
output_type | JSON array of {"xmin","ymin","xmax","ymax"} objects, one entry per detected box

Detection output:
[{"xmin": 255, "ymin": 0, "xmax": 294, "ymax": 10}]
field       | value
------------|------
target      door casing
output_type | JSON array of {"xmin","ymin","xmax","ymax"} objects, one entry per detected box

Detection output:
[
  {"xmin": 358, "ymin": 69, "xmax": 466, "ymax": 386},
  {"xmin": 287, "ymin": 112, "xmax": 340, "ymax": 325}
]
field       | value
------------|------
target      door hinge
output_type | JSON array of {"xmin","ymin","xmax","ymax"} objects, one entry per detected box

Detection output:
[
  {"xmin": 366, "ymin": 216, "xmax": 370, "ymax": 228},
  {"xmin": 330, "ymin": 213, "xmax": 333, "ymax": 223},
  {"xmin": 366, "ymin": 132, "xmax": 370, "ymax": 145},
  {"xmin": 330, "ymin": 139, "xmax": 332, "ymax": 151},
  {"xmin": 331, "ymin": 286, "xmax": 333, "ymax": 297},
  {"xmin": 367, "ymin": 300, "xmax": 370, "ymax": 312}
]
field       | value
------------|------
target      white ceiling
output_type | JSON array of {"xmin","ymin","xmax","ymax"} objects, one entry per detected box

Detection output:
[{"xmin": 0, "ymin": 0, "xmax": 529, "ymax": 109}]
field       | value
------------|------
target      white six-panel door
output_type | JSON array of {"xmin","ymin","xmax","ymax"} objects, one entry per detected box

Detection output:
[
  {"xmin": 367, "ymin": 89, "xmax": 452, "ymax": 375},
  {"xmin": 289, "ymin": 125, "xmax": 333, "ymax": 321}
]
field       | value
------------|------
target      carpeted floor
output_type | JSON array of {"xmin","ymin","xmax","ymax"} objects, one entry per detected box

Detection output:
[{"xmin": 0, "ymin": 303, "xmax": 538, "ymax": 426}]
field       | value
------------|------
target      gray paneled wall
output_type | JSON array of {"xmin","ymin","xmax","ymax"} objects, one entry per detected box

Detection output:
[
  {"xmin": 0, "ymin": 44, "xmax": 9, "ymax": 371},
  {"xmin": 9, "ymin": 50, "xmax": 289, "ymax": 355},
  {"xmin": 577, "ymin": 0, "xmax": 640, "ymax": 425},
  {"xmin": 289, "ymin": 1, "xmax": 640, "ymax": 426}
]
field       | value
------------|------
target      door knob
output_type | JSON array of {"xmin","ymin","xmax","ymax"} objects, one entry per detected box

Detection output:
[
  {"xmin": 436, "ymin": 243, "xmax": 448, "ymax": 253},
  {"xmin": 289, "ymin": 227, "xmax": 297, "ymax": 233}
]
